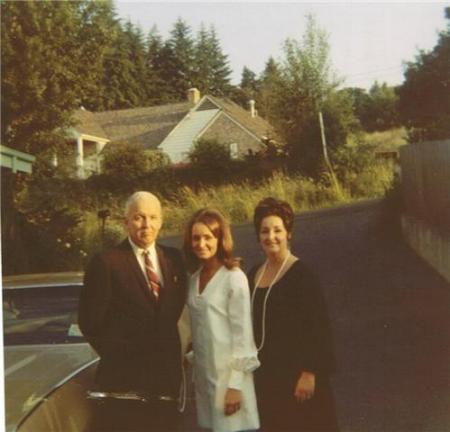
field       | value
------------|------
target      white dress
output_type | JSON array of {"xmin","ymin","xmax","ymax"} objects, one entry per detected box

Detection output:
[{"xmin": 187, "ymin": 266, "xmax": 260, "ymax": 432}]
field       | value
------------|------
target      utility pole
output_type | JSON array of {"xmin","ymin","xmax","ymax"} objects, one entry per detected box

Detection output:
[{"xmin": 318, "ymin": 110, "xmax": 342, "ymax": 197}]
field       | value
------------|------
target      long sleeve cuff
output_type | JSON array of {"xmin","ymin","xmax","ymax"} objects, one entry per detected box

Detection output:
[
  {"xmin": 228, "ymin": 369, "xmax": 245, "ymax": 390},
  {"xmin": 228, "ymin": 355, "xmax": 260, "ymax": 389},
  {"xmin": 185, "ymin": 350, "xmax": 194, "ymax": 364}
]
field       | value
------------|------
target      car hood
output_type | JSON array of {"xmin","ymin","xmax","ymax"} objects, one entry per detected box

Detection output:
[{"xmin": 4, "ymin": 343, "xmax": 98, "ymax": 431}]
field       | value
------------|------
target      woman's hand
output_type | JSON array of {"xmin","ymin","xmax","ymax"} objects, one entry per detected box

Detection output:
[
  {"xmin": 224, "ymin": 388, "xmax": 242, "ymax": 416},
  {"xmin": 294, "ymin": 371, "xmax": 315, "ymax": 402}
]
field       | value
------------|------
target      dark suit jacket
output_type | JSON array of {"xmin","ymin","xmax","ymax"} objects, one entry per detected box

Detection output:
[{"xmin": 78, "ymin": 239, "xmax": 187, "ymax": 398}]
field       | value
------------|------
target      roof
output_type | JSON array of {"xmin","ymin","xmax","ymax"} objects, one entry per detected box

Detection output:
[
  {"xmin": 75, "ymin": 102, "xmax": 192, "ymax": 149},
  {"xmin": 72, "ymin": 109, "xmax": 108, "ymax": 139},
  {"xmin": 207, "ymin": 96, "xmax": 278, "ymax": 141},
  {"xmin": 72, "ymin": 96, "xmax": 279, "ymax": 150}
]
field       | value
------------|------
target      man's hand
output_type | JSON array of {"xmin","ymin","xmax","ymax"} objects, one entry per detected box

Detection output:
[
  {"xmin": 294, "ymin": 371, "xmax": 315, "ymax": 403},
  {"xmin": 224, "ymin": 388, "xmax": 242, "ymax": 416}
]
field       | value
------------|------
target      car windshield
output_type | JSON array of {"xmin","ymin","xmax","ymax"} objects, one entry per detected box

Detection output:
[{"xmin": 3, "ymin": 285, "xmax": 84, "ymax": 345}]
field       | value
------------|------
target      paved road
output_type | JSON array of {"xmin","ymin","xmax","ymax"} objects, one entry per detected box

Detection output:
[{"xmin": 162, "ymin": 199, "xmax": 450, "ymax": 432}]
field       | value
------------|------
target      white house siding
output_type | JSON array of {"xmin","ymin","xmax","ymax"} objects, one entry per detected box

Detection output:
[{"xmin": 158, "ymin": 109, "xmax": 219, "ymax": 163}]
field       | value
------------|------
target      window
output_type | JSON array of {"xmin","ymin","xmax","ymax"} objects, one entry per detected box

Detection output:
[{"xmin": 229, "ymin": 143, "xmax": 238, "ymax": 159}]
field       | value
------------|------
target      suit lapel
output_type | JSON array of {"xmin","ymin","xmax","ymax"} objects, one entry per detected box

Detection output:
[{"xmin": 157, "ymin": 244, "xmax": 176, "ymax": 310}]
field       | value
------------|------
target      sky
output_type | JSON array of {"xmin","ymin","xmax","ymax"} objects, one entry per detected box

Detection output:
[{"xmin": 114, "ymin": 1, "xmax": 448, "ymax": 90}]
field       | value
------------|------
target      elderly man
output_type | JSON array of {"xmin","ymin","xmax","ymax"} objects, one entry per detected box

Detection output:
[{"xmin": 79, "ymin": 191, "xmax": 187, "ymax": 431}]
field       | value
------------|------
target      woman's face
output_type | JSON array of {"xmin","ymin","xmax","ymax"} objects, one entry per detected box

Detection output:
[
  {"xmin": 191, "ymin": 222, "xmax": 219, "ymax": 262},
  {"xmin": 259, "ymin": 215, "xmax": 290, "ymax": 258}
]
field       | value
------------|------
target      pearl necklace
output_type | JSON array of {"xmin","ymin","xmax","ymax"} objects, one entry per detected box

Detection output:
[{"xmin": 251, "ymin": 251, "xmax": 291, "ymax": 351}]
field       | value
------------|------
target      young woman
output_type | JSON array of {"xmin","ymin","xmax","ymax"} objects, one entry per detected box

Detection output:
[
  {"xmin": 183, "ymin": 208, "xmax": 260, "ymax": 432},
  {"xmin": 248, "ymin": 197, "xmax": 338, "ymax": 432}
]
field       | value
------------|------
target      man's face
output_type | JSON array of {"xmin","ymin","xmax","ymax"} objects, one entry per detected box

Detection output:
[{"xmin": 125, "ymin": 197, "xmax": 163, "ymax": 248}]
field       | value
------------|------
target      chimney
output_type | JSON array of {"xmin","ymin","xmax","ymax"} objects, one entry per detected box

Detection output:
[
  {"xmin": 187, "ymin": 88, "xmax": 201, "ymax": 105},
  {"xmin": 249, "ymin": 99, "xmax": 257, "ymax": 118}
]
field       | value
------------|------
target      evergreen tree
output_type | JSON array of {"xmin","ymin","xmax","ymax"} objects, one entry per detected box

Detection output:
[
  {"xmin": 192, "ymin": 24, "xmax": 232, "ymax": 96},
  {"xmin": 164, "ymin": 18, "xmax": 195, "ymax": 99},
  {"xmin": 205, "ymin": 25, "xmax": 232, "ymax": 95},
  {"xmin": 240, "ymin": 66, "xmax": 259, "ymax": 99},
  {"xmin": 99, "ymin": 24, "xmax": 139, "ymax": 110},
  {"xmin": 77, "ymin": 0, "xmax": 120, "ymax": 111},
  {"xmin": 145, "ymin": 25, "xmax": 166, "ymax": 103},
  {"xmin": 122, "ymin": 21, "xmax": 150, "ymax": 106},
  {"xmin": 257, "ymin": 57, "xmax": 283, "ymax": 119},
  {"xmin": 192, "ymin": 24, "xmax": 213, "ymax": 95}
]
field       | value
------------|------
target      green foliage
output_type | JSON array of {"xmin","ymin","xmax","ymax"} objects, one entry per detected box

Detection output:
[
  {"xmin": 188, "ymin": 138, "xmax": 234, "ymax": 181},
  {"xmin": 192, "ymin": 24, "xmax": 232, "ymax": 96},
  {"xmin": 343, "ymin": 83, "xmax": 401, "ymax": 132},
  {"xmin": 102, "ymin": 142, "xmax": 149, "ymax": 177},
  {"xmin": 240, "ymin": 66, "xmax": 259, "ymax": 100},
  {"xmin": 398, "ymin": 7, "xmax": 450, "ymax": 141},
  {"xmin": 160, "ymin": 171, "xmax": 350, "ymax": 235},
  {"xmin": 250, "ymin": 14, "xmax": 355, "ymax": 177},
  {"xmin": 1, "ymin": 1, "xmax": 85, "ymax": 154},
  {"xmin": 332, "ymin": 145, "xmax": 395, "ymax": 198},
  {"xmin": 257, "ymin": 57, "xmax": 283, "ymax": 119},
  {"xmin": 102, "ymin": 142, "xmax": 169, "ymax": 176},
  {"xmin": 161, "ymin": 18, "xmax": 195, "ymax": 100}
]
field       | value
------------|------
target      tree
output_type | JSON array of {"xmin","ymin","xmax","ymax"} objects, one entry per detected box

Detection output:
[
  {"xmin": 192, "ymin": 24, "xmax": 232, "ymax": 96},
  {"xmin": 204, "ymin": 25, "xmax": 232, "ymax": 96},
  {"xmin": 146, "ymin": 25, "xmax": 168, "ymax": 103},
  {"xmin": 163, "ymin": 18, "xmax": 195, "ymax": 99},
  {"xmin": 102, "ymin": 142, "xmax": 169, "ymax": 177},
  {"xmin": 1, "ymin": 1, "xmax": 86, "ymax": 155},
  {"xmin": 398, "ymin": 7, "xmax": 450, "ymax": 141},
  {"xmin": 267, "ymin": 14, "xmax": 350, "ymax": 176},
  {"xmin": 365, "ymin": 82, "xmax": 400, "ymax": 131},
  {"xmin": 188, "ymin": 138, "xmax": 233, "ymax": 181},
  {"xmin": 76, "ymin": 0, "xmax": 122, "ymax": 111},
  {"xmin": 122, "ymin": 21, "xmax": 150, "ymax": 106},
  {"xmin": 240, "ymin": 66, "xmax": 259, "ymax": 98},
  {"xmin": 343, "ymin": 83, "xmax": 400, "ymax": 132},
  {"xmin": 257, "ymin": 57, "xmax": 283, "ymax": 119}
]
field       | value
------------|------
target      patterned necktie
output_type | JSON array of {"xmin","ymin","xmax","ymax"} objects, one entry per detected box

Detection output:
[{"xmin": 143, "ymin": 251, "xmax": 160, "ymax": 299}]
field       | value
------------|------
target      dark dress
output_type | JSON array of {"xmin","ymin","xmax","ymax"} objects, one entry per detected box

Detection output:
[{"xmin": 248, "ymin": 260, "xmax": 339, "ymax": 432}]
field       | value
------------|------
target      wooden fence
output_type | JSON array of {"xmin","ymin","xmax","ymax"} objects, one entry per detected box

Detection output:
[{"xmin": 400, "ymin": 139, "xmax": 450, "ymax": 233}]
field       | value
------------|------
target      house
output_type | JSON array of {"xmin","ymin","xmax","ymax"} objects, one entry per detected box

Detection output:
[{"xmin": 70, "ymin": 88, "xmax": 278, "ymax": 178}]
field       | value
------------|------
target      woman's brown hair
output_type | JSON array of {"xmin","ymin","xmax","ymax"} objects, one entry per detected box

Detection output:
[
  {"xmin": 253, "ymin": 197, "xmax": 294, "ymax": 238},
  {"xmin": 183, "ymin": 208, "xmax": 240, "ymax": 272}
]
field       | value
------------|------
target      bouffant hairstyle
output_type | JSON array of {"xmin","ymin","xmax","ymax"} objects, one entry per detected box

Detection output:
[
  {"xmin": 253, "ymin": 197, "xmax": 294, "ymax": 238},
  {"xmin": 183, "ymin": 208, "xmax": 240, "ymax": 272}
]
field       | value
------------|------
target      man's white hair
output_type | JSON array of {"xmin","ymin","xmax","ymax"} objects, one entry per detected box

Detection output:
[{"xmin": 124, "ymin": 191, "xmax": 161, "ymax": 217}]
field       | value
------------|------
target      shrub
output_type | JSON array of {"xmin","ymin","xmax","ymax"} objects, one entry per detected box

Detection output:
[{"xmin": 188, "ymin": 138, "xmax": 234, "ymax": 183}]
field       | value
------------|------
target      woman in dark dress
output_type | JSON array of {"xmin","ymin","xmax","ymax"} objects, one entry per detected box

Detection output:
[{"xmin": 248, "ymin": 197, "xmax": 339, "ymax": 432}]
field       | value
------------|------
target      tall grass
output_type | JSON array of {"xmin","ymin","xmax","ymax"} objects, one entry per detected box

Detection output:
[{"xmin": 161, "ymin": 172, "xmax": 350, "ymax": 235}]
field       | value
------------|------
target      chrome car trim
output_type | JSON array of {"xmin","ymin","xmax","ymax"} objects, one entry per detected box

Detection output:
[
  {"xmin": 86, "ymin": 391, "xmax": 178, "ymax": 403},
  {"xmin": 87, "ymin": 391, "xmax": 149, "ymax": 403},
  {"xmin": 2, "ymin": 281, "xmax": 83, "ymax": 290}
]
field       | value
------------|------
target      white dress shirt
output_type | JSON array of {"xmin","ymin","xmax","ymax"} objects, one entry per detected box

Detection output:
[{"xmin": 128, "ymin": 238, "xmax": 164, "ymax": 287}]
